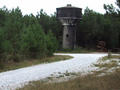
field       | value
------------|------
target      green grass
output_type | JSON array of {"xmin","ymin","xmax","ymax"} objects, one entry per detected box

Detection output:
[{"xmin": 0, "ymin": 55, "xmax": 73, "ymax": 72}]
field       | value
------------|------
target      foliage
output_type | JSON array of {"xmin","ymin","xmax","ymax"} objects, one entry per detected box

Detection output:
[
  {"xmin": 0, "ymin": 7, "xmax": 58, "ymax": 65},
  {"xmin": 21, "ymin": 23, "xmax": 47, "ymax": 58},
  {"xmin": 0, "ymin": 0, "xmax": 120, "ymax": 65},
  {"xmin": 76, "ymin": 4, "xmax": 120, "ymax": 51},
  {"xmin": 36, "ymin": 10, "xmax": 63, "ymax": 48}
]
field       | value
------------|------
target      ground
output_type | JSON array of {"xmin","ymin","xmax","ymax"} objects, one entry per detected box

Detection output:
[{"xmin": 0, "ymin": 53, "xmax": 116, "ymax": 90}]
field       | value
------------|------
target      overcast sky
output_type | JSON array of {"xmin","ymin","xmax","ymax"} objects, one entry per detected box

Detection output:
[{"xmin": 0, "ymin": 0, "xmax": 116, "ymax": 15}]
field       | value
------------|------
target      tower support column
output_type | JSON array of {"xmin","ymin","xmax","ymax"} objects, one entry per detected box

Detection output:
[{"xmin": 63, "ymin": 25, "xmax": 76, "ymax": 49}]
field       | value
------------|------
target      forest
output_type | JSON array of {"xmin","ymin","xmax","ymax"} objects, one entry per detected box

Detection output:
[{"xmin": 0, "ymin": 0, "xmax": 120, "ymax": 63}]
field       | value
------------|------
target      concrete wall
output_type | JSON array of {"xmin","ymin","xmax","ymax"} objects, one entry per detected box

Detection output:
[{"xmin": 63, "ymin": 25, "xmax": 76, "ymax": 49}]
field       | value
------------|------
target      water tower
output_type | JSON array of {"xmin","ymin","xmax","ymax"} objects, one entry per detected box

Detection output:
[{"xmin": 56, "ymin": 4, "xmax": 82, "ymax": 49}]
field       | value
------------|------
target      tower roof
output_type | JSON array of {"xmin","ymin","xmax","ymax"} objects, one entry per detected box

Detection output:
[{"xmin": 58, "ymin": 4, "xmax": 82, "ymax": 9}]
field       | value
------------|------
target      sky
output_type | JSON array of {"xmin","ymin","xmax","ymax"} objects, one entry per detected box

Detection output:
[{"xmin": 0, "ymin": 0, "xmax": 117, "ymax": 15}]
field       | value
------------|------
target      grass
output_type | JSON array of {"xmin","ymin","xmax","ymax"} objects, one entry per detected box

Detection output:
[
  {"xmin": 18, "ymin": 69, "xmax": 120, "ymax": 90},
  {"xmin": 56, "ymin": 47, "xmax": 96, "ymax": 53},
  {"xmin": 100, "ymin": 55, "xmax": 120, "ymax": 61},
  {"xmin": 94, "ymin": 60, "xmax": 118, "ymax": 68},
  {"xmin": 18, "ymin": 54, "xmax": 120, "ymax": 90},
  {"xmin": 0, "ymin": 55, "xmax": 73, "ymax": 72},
  {"xmin": 93, "ymin": 54, "xmax": 120, "ymax": 75},
  {"xmin": 94, "ymin": 55, "xmax": 120, "ymax": 69}
]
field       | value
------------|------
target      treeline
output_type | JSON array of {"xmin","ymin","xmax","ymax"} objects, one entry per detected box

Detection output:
[
  {"xmin": 0, "ymin": 0, "xmax": 120, "ymax": 63},
  {"xmin": 77, "ymin": 9, "xmax": 120, "ymax": 51},
  {"xmin": 0, "ymin": 7, "xmax": 60, "ymax": 63},
  {"xmin": 76, "ymin": 1, "xmax": 120, "ymax": 51}
]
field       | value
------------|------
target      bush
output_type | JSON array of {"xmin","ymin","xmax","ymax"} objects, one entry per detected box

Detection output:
[{"xmin": 21, "ymin": 23, "xmax": 47, "ymax": 58}]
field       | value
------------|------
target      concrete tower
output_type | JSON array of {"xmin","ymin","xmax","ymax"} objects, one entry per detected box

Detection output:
[{"xmin": 56, "ymin": 4, "xmax": 82, "ymax": 49}]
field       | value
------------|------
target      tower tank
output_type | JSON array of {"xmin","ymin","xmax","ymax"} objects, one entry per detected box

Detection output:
[{"xmin": 56, "ymin": 4, "xmax": 82, "ymax": 49}]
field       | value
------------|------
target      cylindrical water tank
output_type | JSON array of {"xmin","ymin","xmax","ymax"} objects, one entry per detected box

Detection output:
[{"xmin": 57, "ymin": 4, "xmax": 82, "ymax": 19}]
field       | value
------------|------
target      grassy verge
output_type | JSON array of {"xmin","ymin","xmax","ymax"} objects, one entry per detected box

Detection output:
[
  {"xmin": 93, "ymin": 55, "xmax": 120, "ymax": 75},
  {"xmin": 56, "ymin": 47, "xmax": 96, "ymax": 53},
  {"xmin": 99, "ymin": 55, "xmax": 120, "ymax": 61},
  {"xmin": 19, "ymin": 54, "xmax": 120, "ymax": 90},
  {"xmin": 0, "ymin": 55, "xmax": 73, "ymax": 72},
  {"xmin": 18, "ymin": 69, "xmax": 120, "ymax": 90}
]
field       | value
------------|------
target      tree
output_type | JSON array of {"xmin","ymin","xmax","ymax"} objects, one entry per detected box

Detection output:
[
  {"xmin": 103, "ymin": 0, "xmax": 120, "ymax": 49},
  {"xmin": 46, "ymin": 30, "xmax": 58, "ymax": 56},
  {"xmin": 0, "ymin": 7, "xmax": 59, "ymax": 63},
  {"xmin": 77, "ymin": 7, "xmax": 105, "ymax": 48},
  {"xmin": 21, "ymin": 23, "xmax": 47, "ymax": 58}
]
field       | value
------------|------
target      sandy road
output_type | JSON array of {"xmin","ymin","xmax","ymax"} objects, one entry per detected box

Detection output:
[{"xmin": 0, "ymin": 53, "xmax": 107, "ymax": 90}]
